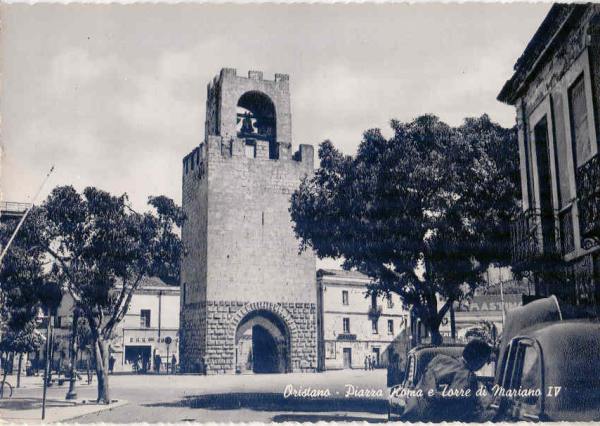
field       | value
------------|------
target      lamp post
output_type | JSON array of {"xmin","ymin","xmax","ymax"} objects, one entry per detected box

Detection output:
[{"xmin": 165, "ymin": 336, "xmax": 172, "ymax": 374}]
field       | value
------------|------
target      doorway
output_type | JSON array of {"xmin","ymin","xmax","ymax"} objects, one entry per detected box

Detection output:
[
  {"xmin": 343, "ymin": 348, "xmax": 352, "ymax": 369},
  {"xmin": 235, "ymin": 309, "xmax": 290, "ymax": 374}
]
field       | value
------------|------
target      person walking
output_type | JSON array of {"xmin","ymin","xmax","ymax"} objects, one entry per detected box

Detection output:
[
  {"xmin": 171, "ymin": 354, "xmax": 177, "ymax": 374},
  {"xmin": 364, "ymin": 356, "xmax": 368, "ymax": 371},
  {"xmin": 154, "ymin": 353, "xmax": 162, "ymax": 374},
  {"xmin": 109, "ymin": 355, "xmax": 116, "ymax": 374}
]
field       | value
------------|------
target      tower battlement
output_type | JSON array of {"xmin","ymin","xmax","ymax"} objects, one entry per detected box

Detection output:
[
  {"xmin": 205, "ymin": 68, "xmax": 293, "ymax": 158},
  {"xmin": 208, "ymin": 68, "xmax": 290, "ymax": 89},
  {"xmin": 182, "ymin": 140, "xmax": 313, "ymax": 178}
]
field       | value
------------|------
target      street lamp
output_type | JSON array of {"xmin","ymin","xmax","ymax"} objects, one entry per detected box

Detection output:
[
  {"xmin": 40, "ymin": 312, "xmax": 54, "ymax": 420},
  {"xmin": 165, "ymin": 336, "xmax": 172, "ymax": 374}
]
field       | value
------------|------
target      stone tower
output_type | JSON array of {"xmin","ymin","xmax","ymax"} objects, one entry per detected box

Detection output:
[{"xmin": 179, "ymin": 68, "xmax": 317, "ymax": 374}]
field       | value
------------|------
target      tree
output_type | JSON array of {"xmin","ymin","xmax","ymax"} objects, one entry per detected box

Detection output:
[
  {"xmin": 290, "ymin": 114, "xmax": 520, "ymax": 344},
  {"xmin": 0, "ymin": 321, "xmax": 44, "ymax": 388},
  {"xmin": 27, "ymin": 186, "xmax": 183, "ymax": 403},
  {"xmin": 0, "ymin": 210, "xmax": 49, "ymax": 387}
]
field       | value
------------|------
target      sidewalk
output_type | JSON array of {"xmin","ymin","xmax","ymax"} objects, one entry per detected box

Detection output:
[
  {"xmin": 0, "ymin": 375, "xmax": 128, "ymax": 422},
  {"xmin": 0, "ymin": 396, "xmax": 128, "ymax": 423}
]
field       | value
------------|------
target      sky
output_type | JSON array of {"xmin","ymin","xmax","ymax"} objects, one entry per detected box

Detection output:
[{"xmin": 1, "ymin": 3, "xmax": 551, "ymax": 215}]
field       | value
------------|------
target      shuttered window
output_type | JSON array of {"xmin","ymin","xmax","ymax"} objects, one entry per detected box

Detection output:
[
  {"xmin": 569, "ymin": 75, "xmax": 591, "ymax": 167},
  {"xmin": 552, "ymin": 92, "xmax": 572, "ymax": 207}
]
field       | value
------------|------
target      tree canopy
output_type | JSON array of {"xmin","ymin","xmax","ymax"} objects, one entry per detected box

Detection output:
[
  {"xmin": 290, "ymin": 114, "xmax": 520, "ymax": 343},
  {"xmin": 4, "ymin": 185, "xmax": 184, "ymax": 403}
]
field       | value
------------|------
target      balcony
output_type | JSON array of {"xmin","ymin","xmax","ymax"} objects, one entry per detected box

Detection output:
[
  {"xmin": 510, "ymin": 209, "xmax": 543, "ymax": 267},
  {"xmin": 577, "ymin": 153, "xmax": 600, "ymax": 249}
]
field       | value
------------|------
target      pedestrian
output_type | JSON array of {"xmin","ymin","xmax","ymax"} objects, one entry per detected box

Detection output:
[
  {"xmin": 364, "ymin": 356, "xmax": 368, "ymax": 371},
  {"xmin": 154, "ymin": 353, "xmax": 162, "ymax": 374},
  {"xmin": 135, "ymin": 354, "xmax": 142, "ymax": 373},
  {"xmin": 109, "ymin": 354, "xmax": 116, "ymax": 374},
  {"xmin": 171, "ymin": 354, "xmax": 177, "ymax": 374},
  {"xmin": 401, "ymin": 339, "xmax": 492, "ymax": 422},
  {"xmin": 200, "ymin": 357, "xmax": 206, "ymax": 375}
]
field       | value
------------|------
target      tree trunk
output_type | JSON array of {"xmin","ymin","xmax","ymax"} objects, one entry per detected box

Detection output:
[
  {"xmin": 16, "ymin": 353, "xmax": 23, "ymax": 388},
  {"xmin": 86, "ymin": 351, "xmax": 92, "ymax": 384},
  {"xmin": 429, "ymin": 325, "xmax": 443, "ymax": 346},
  {"xmin": 1, "ymin": 354, "xmax": 9, "ymax": 398},
  {"xmin": 94, "ymin": 337, "xmax": 110, "ymax": 404}
]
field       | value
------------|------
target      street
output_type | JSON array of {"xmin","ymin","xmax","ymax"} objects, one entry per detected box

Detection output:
[{"xmin": 1, "ymin": 370, "xmax": 389, "ymax": 423}]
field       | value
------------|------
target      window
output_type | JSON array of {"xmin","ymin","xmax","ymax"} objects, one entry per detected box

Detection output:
[
  {"xmin": 372, "ymin": 319, "xmax": 378, "ymax": 334},
  {"xmin": 569, "ymin": 75, "xmax": 592, "ymax": 167},
  {"xmin": 387, "ymin": 296, "xmax": 393, "ymax": 309},
  {"xmin": 387, "ymin": 319, "xmax": 394, "ymax": 335},
  {"xmin": 342, "ymin": 290, "xmax": 349, "ymax": 306},
  {"xmin": 183, "ymin": 283, "xmax": 187, "ymax": 305},
  {"xmin": 342, "ymin": 317, "xmax": 350, "ymax": 334},
  {"xmin": 515, "ymin": 342, "xmax": 541, "ymax": 407},
  {"xmin": 140, "ymin": 309, "xmax": 151, "ymax": 328}
]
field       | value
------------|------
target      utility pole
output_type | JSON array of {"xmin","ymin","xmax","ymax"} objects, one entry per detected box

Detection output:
[
  {"xmin": 0, "ymin": 166, "xmax": 54, "ymax": 267},
  {"xmin": 42, "ymin": 313, "xmax": 54, "ymax": 420}
]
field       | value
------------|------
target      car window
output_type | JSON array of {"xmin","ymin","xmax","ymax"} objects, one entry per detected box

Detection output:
[
  {"xmin": 501, "ymin": 341, "xmax": 518, "ymax": 389},
  {"xmin": 517, "ymin": 343, "xmax": 541, "ymax": 407}
]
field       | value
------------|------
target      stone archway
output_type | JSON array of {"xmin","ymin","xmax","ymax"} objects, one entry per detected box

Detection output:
[{"xmin": 231, "ymin": 303, "xmax": 296, "ymax": 374}]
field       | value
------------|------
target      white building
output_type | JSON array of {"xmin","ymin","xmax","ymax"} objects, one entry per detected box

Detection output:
[
  {"xmin": 51, "ymin": 276, "xmax": 180, "ymax": 373},
  {"xmin": 316, "ymin": 269, "xmax": 410, "ymax": 370}
]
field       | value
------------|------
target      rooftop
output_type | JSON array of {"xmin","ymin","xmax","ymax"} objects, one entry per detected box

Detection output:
[
  {"xmin": 317, "ymin": 268, "xmax": 372, "ymax": 282},
  {"xmin": 497, "ymin": 4, "xmax": 588, "ymax": 104},
  {"xmin": 116, "ymin": 275, "xmax": 179, "ymax": 291}
]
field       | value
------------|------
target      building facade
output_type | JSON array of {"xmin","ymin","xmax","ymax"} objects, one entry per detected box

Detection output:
[
  {"xmin": 47, "ymin": 277, "xmax": 179, "ymax": 373},
  {"xmin": 316, "ymin": 269, "xmax": 410, "ymax": 370},
  {"xmin": 498, "ymin": 4, "xmax": 600, "ymax": 307},
  {"xmin": 179, "ymin": 69, "xmax": 317, "ymax": 374}
]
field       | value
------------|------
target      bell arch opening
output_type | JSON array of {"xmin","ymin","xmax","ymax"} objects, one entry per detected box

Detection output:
[
  {"xmin": 236, "ymin": 91, "xmax": 278, "ymax": 159},
  {"xmin": 235, "ymin": 309, "xmax": 290, "ymax": 374}
]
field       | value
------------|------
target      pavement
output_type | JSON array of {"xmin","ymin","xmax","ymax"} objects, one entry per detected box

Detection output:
[
  {"xmin": 0, "ymin": 376, "xmax": 127, "ymax": 423},
  {"xmin": 0, "ymin": 369, "xmax": 389, "ymax": 423}
]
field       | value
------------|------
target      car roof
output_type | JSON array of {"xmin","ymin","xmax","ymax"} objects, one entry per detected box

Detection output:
[
  {"xmin": 495, "ymin": 296, "xmax": 562, "ymax": 382},
  {"xmin": 510, "ymin": 320, "xmax": 600, "ymax": 419}
]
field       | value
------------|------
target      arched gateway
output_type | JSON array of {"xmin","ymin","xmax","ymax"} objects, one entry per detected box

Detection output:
[{"xmin": 231, "ymin": 302, "xmax": 296, "ymax": 374}]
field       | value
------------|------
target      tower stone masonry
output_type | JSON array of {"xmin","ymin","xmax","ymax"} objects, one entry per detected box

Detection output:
[{"xmin": 179, "ymin": 68, "xmax": 317, "ymax": 374}]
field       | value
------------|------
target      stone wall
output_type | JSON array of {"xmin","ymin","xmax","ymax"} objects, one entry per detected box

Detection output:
[
  {"xmin": 202, "ymin": 300, "xmax": 318, "ymax": 375},
  {"xmin": 204, "ymin": 136, "xmax": 315, "ymax": 303},
  {"xmin": 179, "ymin": 144, "xmax": 209, "ymax": 372},
  {"xmin": 179, "ymin": 302, "xmax": 207, "ymax": 373}
]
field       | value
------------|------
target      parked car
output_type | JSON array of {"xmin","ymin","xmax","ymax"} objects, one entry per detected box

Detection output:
[{"xmin": 490, "ymin": 296, "xmax": 600, "ymax": 421}]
